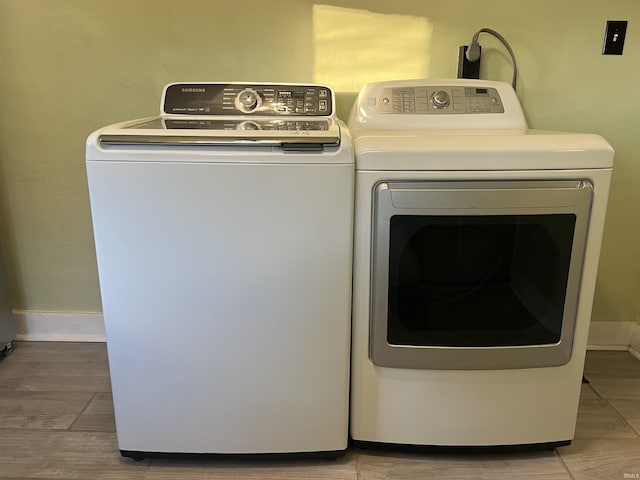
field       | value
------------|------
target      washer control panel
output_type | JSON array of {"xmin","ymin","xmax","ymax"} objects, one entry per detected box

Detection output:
[
  {"xmin": 160, "ymin": 118, "xmax": 332, "ymax": 132},
  {"xmin": 163, "ymin": 83, "xmax": 333, "ymax": 116},
  {"xmin": 377, "ymin": 86, "xmax": 504, "ymax": 114}
]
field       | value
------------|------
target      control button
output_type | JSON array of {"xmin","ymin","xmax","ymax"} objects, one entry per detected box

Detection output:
[
  {"xmin": 319, "ymin": 99, "xmax": 328, "ymax": 112},
  {"xmin": 383, "ymin": 97, "xmax": 390, "ymax": 104},
  {"xmin": 319, "ymin": 89, "xmax": 328, "ymax": 98},
  {"xmin": 235, "ymin": 89, "xmax": 262, "ymax": 113},
  {"xmin": 431, "ymin": 90, "xmax": 450, "ymax": 109}
]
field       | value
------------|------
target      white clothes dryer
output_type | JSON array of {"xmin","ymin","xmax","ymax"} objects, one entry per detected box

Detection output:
[
  {"xmin": 86, "ymin": 83, "xmax": 353, "ymax": 458},
  {"xmin": 348, "ymin": 79, "xmax": 613, "ymax": 449}
]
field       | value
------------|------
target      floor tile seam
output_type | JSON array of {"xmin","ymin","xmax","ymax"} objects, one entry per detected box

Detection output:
[
  {"xmin": 24, "ymin": 364, "xmax": 111, "ymax": 374},
  {"xmin": 66, "ymin": 426, "xmax": 115, "ymax": 433},
  {"xmin": 0, "ymin": 424, "xmax": 92, "ymax": 432},
  {"xmin": 8, "ymin": 361, "xmax": 75, "ymax": 392},
  {"xmin": 67, "ymin": 392, "xmax": 99, "ymax": 431},
  {"xmin": 608, "ymin": 399, "xmax": 640, "ymax": 438},
  {"xmin": 6, "ymin": 362, "xmax": 45, "ymax": 391},
  {"xmin": 584, "ymin": 383, "xmax": 603, "ymax": 400},
  {"xmin": 0, "ymin": 425, "xmax": 114, "ymax": 434},
  {"xmin": 15, "ymin": 340, "xmax": 103, "ymax": 346},
  {"xmin": 554, "ymin": 448, "xmax": 577, "ymax": 480},
  {"xmin": 19, "ymin": 356, "xmax": 109, "ymax": 362},
  {"xmin": 0, "ymin": 389, "xmax": 95, "ymax": 398},
  {"xmin": 0, "ymin": 477, "xmax": 79, "ymax": 480},
  {"xmin": 14, "ymin": 386, "xmax": 111, "ymax": 394},
  {"xmin": 587, "ymin": 382, "xmax": 612, "ymax": 400}
]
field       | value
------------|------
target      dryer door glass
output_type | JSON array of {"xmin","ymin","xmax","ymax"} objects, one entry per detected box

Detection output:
[
  {"xmin": 370, "ymin": 180, "xmax": 592, "ymax": 370},
  {"xmin": 387, "ymin": 213, "xmax": 574, "ymax": 347}
]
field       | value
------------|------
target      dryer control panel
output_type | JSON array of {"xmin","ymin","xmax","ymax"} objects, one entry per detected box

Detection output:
[
  {"xmin": 377, "ymin": 86, "xmax": 504, "ymax": 115},
  {"xmin": 162, "ymin": 83, "xmax": 334, "ymax": 116},
  {"xmin": 349, "ymin": 79, "xmax": 527, "ymax": 130}
]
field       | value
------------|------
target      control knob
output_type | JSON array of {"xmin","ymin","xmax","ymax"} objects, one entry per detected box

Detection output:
[
  {"xmin": 431, "ymin": 90, "xmax": 451, "ymax": 109},
  {"xmin": 236, "ymin": 89, "xmax": 262, "ymax": 113}
]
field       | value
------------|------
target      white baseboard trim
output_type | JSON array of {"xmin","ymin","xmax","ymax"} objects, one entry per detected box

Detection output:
[
  {"xmin": 587, "ymin": 321, "xmax": 637, "ymax": 351},
  {"xmin": 14, "ymin": 311, "xmax": 105, "ymax": 342},
  {"xmin": 11, "ymin": 312, "xmax": 639, "ymax": 352},
  {"xmin": 587, "ymin": 344, "xmax": 629, "ymax": 352},
  {"xmin": 629, "ymin": 324, "xmax": 640, "ymax": 360}
]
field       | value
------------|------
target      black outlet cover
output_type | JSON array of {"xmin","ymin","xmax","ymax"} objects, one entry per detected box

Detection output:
[
  {"xmin": 457, "ymin": 45, "xmax": 481, "ymax": 79},
  {"xmin": 602, "ymin": 20, "xmax": 628, "ymax": 55}
]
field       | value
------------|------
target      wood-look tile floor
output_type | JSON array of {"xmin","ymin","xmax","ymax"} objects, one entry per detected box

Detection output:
[{"xmin": 0, "ymin": 342, "xmax": 639, "ymax": 479}]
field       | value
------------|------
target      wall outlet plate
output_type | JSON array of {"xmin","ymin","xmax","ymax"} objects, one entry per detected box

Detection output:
[
  {"xmin": 457, "ymin": 45, "xmax": 481, "ymax": 79},
  {"xmin": 602, "ymin": 20, "xmax": 628, "ymax": 55}
]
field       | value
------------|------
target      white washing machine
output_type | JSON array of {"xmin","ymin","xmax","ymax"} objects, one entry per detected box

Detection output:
[
  {"xmin": 86, "ymin": 82, "xmax": 353, "ymax": 458},
  {"xmin": 348, "ymin": 79, "xmax": 614, "ymax": 449}
]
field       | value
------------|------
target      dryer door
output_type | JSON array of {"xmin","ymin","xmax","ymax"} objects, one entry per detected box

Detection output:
[{"xmin": 370, "ymin": 180, "xmax": 592, "ymax": 370}]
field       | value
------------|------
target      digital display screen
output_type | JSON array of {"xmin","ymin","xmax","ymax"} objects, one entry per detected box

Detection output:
[
  {"xmin": 278, "ymin": 90, "xmax": 305, "ymax": 98},
  {"xmin": 476, "ymin": 88, "xmax": 488, "ymax": 94}
]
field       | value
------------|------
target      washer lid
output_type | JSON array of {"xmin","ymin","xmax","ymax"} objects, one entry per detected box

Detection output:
[{"xmin": 98, "ymin": 116, "xmax": 341, "ymax": 149}]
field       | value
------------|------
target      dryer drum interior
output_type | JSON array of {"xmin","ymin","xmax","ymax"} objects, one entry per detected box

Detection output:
[{"xmin": 389, "ymin": 215, "xmax": 574, "ymax": 343}]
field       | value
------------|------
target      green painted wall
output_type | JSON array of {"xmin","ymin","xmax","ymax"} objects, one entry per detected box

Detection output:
[{"xmin": 0, "ymin": 0, "xmax": 638, "ymax": 324}]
